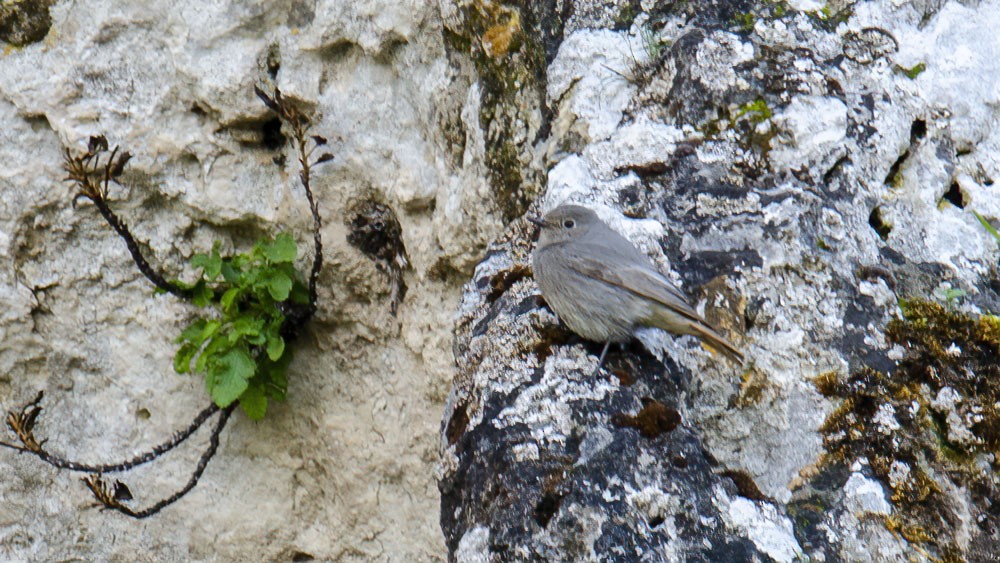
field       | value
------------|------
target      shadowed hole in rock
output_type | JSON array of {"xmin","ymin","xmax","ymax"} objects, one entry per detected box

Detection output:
[
  {"xmin": 534, "ymin": 492, "xmax": 564, "ymax": 527},
  {"xmin": 445, "ymin": 402, "xmax": 470, "ymax": 446},
  {"xmin": 869, "ymin": 206, "xmax": 892, "ymax": 240},
  {"xmin": 291, "ymin": 552, "xmax": 315, "ymax": 562},
  {"xmin": 720, "ymin": 469, "xmax": 768, "ymax": 501},
  {"xmin": 823, "ymin": 154, "xmax": 850, "ymax": 184},
  {"xmin": 345, "ymin": 198, "xmax": 410, "ymax": 314},
  {"xmin": 910, "ymin": 119, "xmax": 927, "ymax": 142},
  {"xmin": 884, "ymin": 149, "xmax": 910, "ymax": 186},
  {"xmin": 265, "ymin": 43, "xmax": 281, "ymax": 79},
  {"xmin": 648, "ymin": 514, "xmax": 665, "ymax": 529},
  {"xmin": 941, "ymin": 181, "xmax": 966, "ymax": 208},
  {"xmin": 260, "ymin": 117, "xmax": 285, "ymax": 151}
]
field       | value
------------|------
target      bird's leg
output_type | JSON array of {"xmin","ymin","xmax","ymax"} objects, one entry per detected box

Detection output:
[{"xmin": 591, "ymin": 341, "xmax": 612, "ymax": 376}]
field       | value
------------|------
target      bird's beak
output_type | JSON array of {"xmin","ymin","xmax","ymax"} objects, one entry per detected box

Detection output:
[{"xmin": 528, "ymin": 216, "xmax": 546, "ymax": 227}]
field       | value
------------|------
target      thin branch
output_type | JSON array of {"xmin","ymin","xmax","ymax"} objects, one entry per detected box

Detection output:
[
  {"xmin": 83, "ymin": 404, "xmax": 235, "ymax": 519},
  {"xmin": 254, "ymin": 86, "xmax": 329, "ymax": 327},
  {"xmin": 64, "ymin": 136, "xmax": 192, "ymax": 299},
  {"xmin": 2, "ymin": 393, "xmax": 220, "ymax": 473}
]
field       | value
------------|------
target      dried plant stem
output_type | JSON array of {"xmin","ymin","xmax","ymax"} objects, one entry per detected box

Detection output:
[
  {"xmin": 254, "ymin": 85, "xmax": 330, "ymax": 330},
  {"xmin": 1, "ymin": 394, "xmax": 219, "ymax": 474},
  {"xmin": 82, "ymin": 404, "xmax": 235, "ymax": 519},
  {"xmin": 63, "ymin": 139, "xmax": 192, "ymax": 299}
]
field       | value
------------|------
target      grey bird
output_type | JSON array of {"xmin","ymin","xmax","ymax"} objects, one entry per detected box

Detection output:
[{"xmin": 530, "ymin": 204, "xmax": 744, "ymax": 366}]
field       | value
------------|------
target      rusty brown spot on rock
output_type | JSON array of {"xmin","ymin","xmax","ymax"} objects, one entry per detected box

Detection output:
[
  {"xmin": 486, "ymin": 263, "xmax": 532, "ymax": 303},
  {"xmin": 720, "ymin": 469, "xmax": 768, "ymax": 502},
  {"xmin": 612, "ymin": 398, "xmax": 680, "ymax": 438}
]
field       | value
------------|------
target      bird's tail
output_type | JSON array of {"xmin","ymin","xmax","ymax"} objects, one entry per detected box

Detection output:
[{"xmin": 688, "ymin": 322, "xmax": 745, "ymax": 365}]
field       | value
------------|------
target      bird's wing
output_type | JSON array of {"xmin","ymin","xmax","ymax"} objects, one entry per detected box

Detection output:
[{"xmin": 564, "ymin": 251, "xmax": 704, "ymax": 326}]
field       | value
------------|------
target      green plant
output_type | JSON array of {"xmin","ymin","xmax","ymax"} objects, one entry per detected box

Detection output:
[
  {"xmin": 732, "ymin": 11, "xmax": 756, "ymax": 33},
  {"xmin": 895, "ymin": 62, "xmax": 926, "ymax": 79},
  {"xmin": 973, "ymin": 210, "xmax": 1000, "ymax": 245},
  {"xmin": 733, "ymin": 99, "xmax": 773, "ymax": 125},
  {"xmin": 1, "ymin": 85, "xmax": 329, "ymax": 518},
  {"xmin": 639, "ymin": 24, "xmax": 666, "ymax": 61},
  {"xmin": 173, "ymin": 235, "xmax": 308, "ymax": 419}
]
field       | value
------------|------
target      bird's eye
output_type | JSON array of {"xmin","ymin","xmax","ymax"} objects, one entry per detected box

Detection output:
[{"xmin": 563, "ymin": 219, "xmax": 575, "ymax": 229}]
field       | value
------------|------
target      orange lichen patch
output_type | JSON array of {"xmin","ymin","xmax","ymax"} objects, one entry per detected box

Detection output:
[
  {"xmin": 816, "ymin": 299, "xmax": 1000, "ymax": 558},
  {"xmin": 481, "ymin": 9, "xmax": 520, "ymax": 59}
]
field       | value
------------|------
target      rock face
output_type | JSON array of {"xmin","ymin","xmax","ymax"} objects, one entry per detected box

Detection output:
[
  {"xmin": 0, "ymin": 0, "xmax": 502, "ymax": 560},
  {"xmin": 4, "ymin": 0, "xmax": 1000, "ymax": 560},
  {"xmin": 441, "ymin": 1, "xmax": 1000, "ymax": 561}
]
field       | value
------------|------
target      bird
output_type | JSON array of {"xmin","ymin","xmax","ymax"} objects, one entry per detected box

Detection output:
[{"xmin": 530, "ymin": 204, "xmax": 744, "ymax": 368}]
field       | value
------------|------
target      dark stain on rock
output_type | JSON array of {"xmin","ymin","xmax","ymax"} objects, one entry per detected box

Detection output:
[
  {"xmin": 346, "ymin": 198, "xmax": 410, "ymax": 315},
  {"xmin": 0, "ymin": 0, "xmax": 53, "ymax": 47},
  {"xmin": 533, "ymin": 491, "xmax": 563, "ymax": 527},
  {"xmin": 614, "ymin": 161, "xmax": 670, "ymax": 178}
]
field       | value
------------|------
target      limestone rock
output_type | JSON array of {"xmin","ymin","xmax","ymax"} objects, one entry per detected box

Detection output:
[{"xmin": 441, "ymin": 1, "xmax": 1000, "ymax": 561}]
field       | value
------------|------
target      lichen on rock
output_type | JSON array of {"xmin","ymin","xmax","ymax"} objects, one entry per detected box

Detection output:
[
  {"xmin": 812, "ymin": 300, "xmax": 1000, "ymax": 560},
  {"xmin": 0, "ymin": 0, "xmax": 53, "ymax": 47},
  {"xmin": 441, "ymin": 0, "xmax": 1000, "ymax": 561}
]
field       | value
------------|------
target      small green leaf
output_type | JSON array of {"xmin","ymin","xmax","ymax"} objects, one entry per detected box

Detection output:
[
  {"xmin": 190, "ymin": 253, "xmax": 210, "ymax": 270},
  {"xmin": 973, "ymin": 210, "xmax": 1000, "ymax": 245},
  {"xmin": 221, "ymin": 261, "xmax": 240, "ymax": 284},
  {"xmin": 228, "ymin": 317, "xmax": 265, "ymax": 344},
  {"xmin": 221, "ymin": 287, "xmax": 242, "ymax": 311},
  {"xmin": 207, "ymin": 348, "xmax": 255, "ymax": 407},
  {"xmin": 196, "ymin": 337, "xmax": 230, "ymax": 374},
  {"xmin": 174, "ymin": 342, "xmax": 198, "ymax": 374},
  {"xmin": 263, "ymin": 233, "xmax": 297, "ymax": 264},
  {"xmin": 266, "ymin": 332, "xmax": 285, "ymax": 361},
  {"xmin": 240, "ymin": 382, "xmax": 268, "ymax": 420},
  {"xmin": 192, "ymin": 282, "xmax": 214, "ymax": 307},
  {"xmin": 262, "ymin": 354, "xmax": 291, "ymax": 400},
  {"xmin": 178, "ymin": 319, "xmax": 208, "ymax": 344},
  {"xmin": 264, "ymin": 271, "xmax": 293, "ymax": 301},
  {"xmin": 191, "ymin": 243, "xmax": 223, "ymax": 279}
]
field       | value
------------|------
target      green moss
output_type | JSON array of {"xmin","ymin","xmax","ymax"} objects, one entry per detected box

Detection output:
[
  {"xmin": 733, "ymin": 99, "xmax": 773, "ymax": 125},
  {"xmin": 444, "ymin": 2, "xmax": 548, "ymax": 222},
  {"xmin": 894, "ymin": 62, "xmax": 927, "ymax": 79},
  {"xmin": 732, "ymin": 12, "xmax": 756, "ymax": 33},
  {"xmin": 817, "ymin": 299, "xmax": 1000, "ymax": 558},
  {"xmin": 614, "ymin": 3, "xmax": 638, "ymax": 30},
  {"xmin": 0, "ymin": 0, "xmax": 53, "ymax": 46},
  {"xmin": 807, "ymin": 4, "xmax": 853, "ymax": 31}
]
